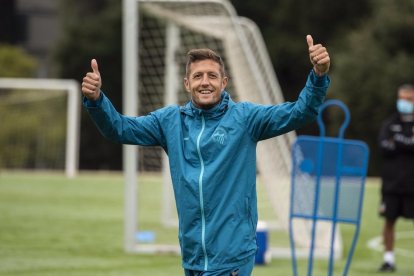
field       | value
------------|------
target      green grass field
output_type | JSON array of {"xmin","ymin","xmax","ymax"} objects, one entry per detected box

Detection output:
[{"xmin": 0, "ymin": 171, "xmax": 413, "ymax": 275}]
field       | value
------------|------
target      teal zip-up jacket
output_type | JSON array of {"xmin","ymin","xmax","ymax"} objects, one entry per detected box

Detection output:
[{"xmin": 83, "ymin": 70, "xmax": 329, "ymax": 271}]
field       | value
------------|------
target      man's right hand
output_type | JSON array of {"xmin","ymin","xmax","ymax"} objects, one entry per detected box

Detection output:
[
  {"xmin": 81, "ymin": 59, "xmax": 102, "ymax": 101},
  {"xmin": 306, "ymin": 35, "xmax": 330, "ymax": 76}
]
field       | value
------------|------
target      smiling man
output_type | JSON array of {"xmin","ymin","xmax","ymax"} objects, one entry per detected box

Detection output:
[{"xmin": 81, "ymin": 35, "xmax": 330, "ymax": 276}]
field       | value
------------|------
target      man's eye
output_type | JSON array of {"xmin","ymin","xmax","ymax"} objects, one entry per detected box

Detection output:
[
  {"xmin": 209, "ymin": 74, "xmax": 218, "ymax": 79},
  {"xmin": 193, "ymin": 74, "xmax": 201, "ymax": 79}
]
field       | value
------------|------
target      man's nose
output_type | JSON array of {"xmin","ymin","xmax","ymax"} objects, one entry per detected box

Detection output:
[{"xmin": 201, "ymin": 74, "xmax": 209, "ymax": 85}]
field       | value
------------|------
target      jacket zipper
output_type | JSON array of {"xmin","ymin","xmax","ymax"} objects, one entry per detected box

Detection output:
[{"xmin": 196, "ymin": 114, "xmax": 208, "ymax": 270}]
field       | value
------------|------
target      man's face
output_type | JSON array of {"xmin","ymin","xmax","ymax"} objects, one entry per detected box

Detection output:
[{"xmin": 184, "ymin": 59, "xmax": 228, "ymax": 109}]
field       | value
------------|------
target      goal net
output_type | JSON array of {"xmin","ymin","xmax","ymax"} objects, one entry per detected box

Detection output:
[
  {"xmin": 0, "ymin": 78, "xmax": 80, "ymax": 178},
  {"xmin": 123, "ymin": 0, "xmax": 341, "ymax": 259}
]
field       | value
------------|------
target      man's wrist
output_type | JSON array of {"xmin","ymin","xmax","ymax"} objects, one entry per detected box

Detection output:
[
  {"xmin": 83, "ymin": 91, "xmax": 103, "ymax": 108},
  {"xmin": 310, "ymin": 69, "xmax": 329, "ymax": 87},
  {"xmin": 313, "ymin": 67, "xmax": 328, "ymax": 77}
]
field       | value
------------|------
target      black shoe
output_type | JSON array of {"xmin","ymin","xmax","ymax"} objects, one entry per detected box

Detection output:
[{"xmin": 378, "ymin": 262, "xmax": 396, "ymax": 272}]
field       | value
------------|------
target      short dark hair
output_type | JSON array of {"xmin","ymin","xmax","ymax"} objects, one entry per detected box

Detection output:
[
  {"xmin": 185, "ymin": 48, "xmax": 226, "ymax": 77},
  {"xmin": 398, "ymin": 84, "xmax": 414, "ymax": 92}
]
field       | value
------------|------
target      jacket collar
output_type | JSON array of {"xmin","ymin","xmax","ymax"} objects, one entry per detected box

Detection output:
[{"xmin": 180, "ymin": 91, "xmax": 234, "ymax": 118}]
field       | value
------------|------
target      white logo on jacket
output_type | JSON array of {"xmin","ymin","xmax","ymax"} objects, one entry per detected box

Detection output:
[{"xmin": 212, "ymin": 127, "xmax": 227, "ymax": 145}]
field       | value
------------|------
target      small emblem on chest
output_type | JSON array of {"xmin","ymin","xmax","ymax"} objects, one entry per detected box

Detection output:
[{"xmin": 212, "ymin": 127, "xmax": 228, "ymax": 145}]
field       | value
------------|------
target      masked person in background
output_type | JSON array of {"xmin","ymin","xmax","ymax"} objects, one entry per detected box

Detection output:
[{"xmin": 377, "ymin": 84, "xmax": 414, "ymax": 273}]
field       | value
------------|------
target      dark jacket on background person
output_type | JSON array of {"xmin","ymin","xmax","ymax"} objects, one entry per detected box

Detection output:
[{"xmin": 379, "ymin": 113, "xmax": 414, "ymax": 195}]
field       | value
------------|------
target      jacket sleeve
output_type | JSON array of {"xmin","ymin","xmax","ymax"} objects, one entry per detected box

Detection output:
[
  {"xmin": 83, "ymin": 92, "xmax": 165, "ymax": 147},
  {"xmin": 245, "ymin": 70, "xmax": 329, "ymax": 141}
]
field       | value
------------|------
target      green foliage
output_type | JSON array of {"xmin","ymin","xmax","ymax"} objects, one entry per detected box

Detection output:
[
  {"xmin": 231, "ymin": 0, "xmax": 372, "ymax": 101},
  {"xmin": 0, "ymin": 45, "xmax": 63, "ymax": 170},
  {"xmin": 0, "ymin": 44, "xmax": 37, "ymax": 77},
  {"xmin": 0, "ymin": 92, "xmax": 66, "ymax": 169},
  {"xmin": 330, "ymin": 0, "xmax": 414, "ymax": 174},
  {"xmin": 54, "ymin": 0, "xmax": 123, "ymax": 170}
]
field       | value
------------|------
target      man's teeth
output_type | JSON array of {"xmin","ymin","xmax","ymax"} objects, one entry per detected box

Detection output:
[{"xmin": 199, "ymin": 90, "xmax": 212, "ymax": 94}]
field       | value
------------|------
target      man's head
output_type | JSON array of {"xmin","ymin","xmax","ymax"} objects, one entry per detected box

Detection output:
[
  {"xmin": 184, "ymin": 48, "xmax": 228, "ymax": 110},
  {"xmin": 397, "ymin": 84, "xmax": 414, "ymax": 114}
]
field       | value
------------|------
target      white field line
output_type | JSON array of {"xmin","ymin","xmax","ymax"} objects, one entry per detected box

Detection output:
[{"xmin": 367, "ymin": 230, "xmax": 414, "ymax": 257}]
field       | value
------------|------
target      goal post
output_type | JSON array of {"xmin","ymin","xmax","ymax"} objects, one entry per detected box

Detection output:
[
  {"xmin": 123, "ymin": 0, "xmax": 342, "ymax": 258},
  {"xmin": 0, "ymin": 78, "xmax": 80, "ymax": 178}
]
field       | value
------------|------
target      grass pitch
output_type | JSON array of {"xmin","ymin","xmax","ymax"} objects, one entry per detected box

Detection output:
[{"xmin": 0, "ymin": 171, "xmax": 413, "ymax": 275}]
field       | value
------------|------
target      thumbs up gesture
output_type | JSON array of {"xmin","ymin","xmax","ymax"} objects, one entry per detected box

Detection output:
[
  {"xmin": 81, "ymin": 59, "xmax": 102, "ymax": 101},
  {"xmin": 306, "ymin": 35, "xmax": 330, "ymax": 76}
]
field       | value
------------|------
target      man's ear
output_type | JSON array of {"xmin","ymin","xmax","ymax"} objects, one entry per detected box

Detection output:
[
  {"xmin": 184, "ymin": 78, "xmax": 190, "ymax": 92},
  {"xmin": 221, "ymin": 76, "xmax": 228, "ymax": 91}
]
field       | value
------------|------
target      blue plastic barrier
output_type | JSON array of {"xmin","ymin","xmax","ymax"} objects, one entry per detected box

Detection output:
[{"xmin": 289, "ymin": 99, "xmax": 369, "ymax": 276}]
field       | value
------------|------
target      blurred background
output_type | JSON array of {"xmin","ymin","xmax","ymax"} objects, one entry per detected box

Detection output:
[{"xmin": 1, "ymin": 0, "xmax": 414, "ymax": 175}]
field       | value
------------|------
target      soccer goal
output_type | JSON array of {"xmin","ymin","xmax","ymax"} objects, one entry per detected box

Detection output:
[
  {"xmin": 123, "ymin": 0, "xmax": 341, "ymax": 259},
  {"xmin": 0, "ymin": 78, "xmax": 80, "ymax": 178}
]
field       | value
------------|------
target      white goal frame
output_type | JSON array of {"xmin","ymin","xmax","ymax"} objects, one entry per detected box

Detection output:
[
  {"xmin": 0, "ymin": 78, "xmax": 80, "ymax": 178},
  {"xmin": 123, "ymin": 0, "xmax": 341, "ymax": 259}
]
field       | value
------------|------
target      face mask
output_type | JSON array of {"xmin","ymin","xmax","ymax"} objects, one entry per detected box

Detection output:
[{"xmin": 397, "ymin": 99, "xmax": 414, "ymax": 114}]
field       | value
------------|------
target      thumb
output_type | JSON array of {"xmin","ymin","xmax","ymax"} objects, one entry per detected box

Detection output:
[
  {"xmin": 306, "ymin": 35, "xmax": 314, "ymax": 48},
  {"xmin": 91, "ymin": 59, "xmax": 100, "ymax": 75}
]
